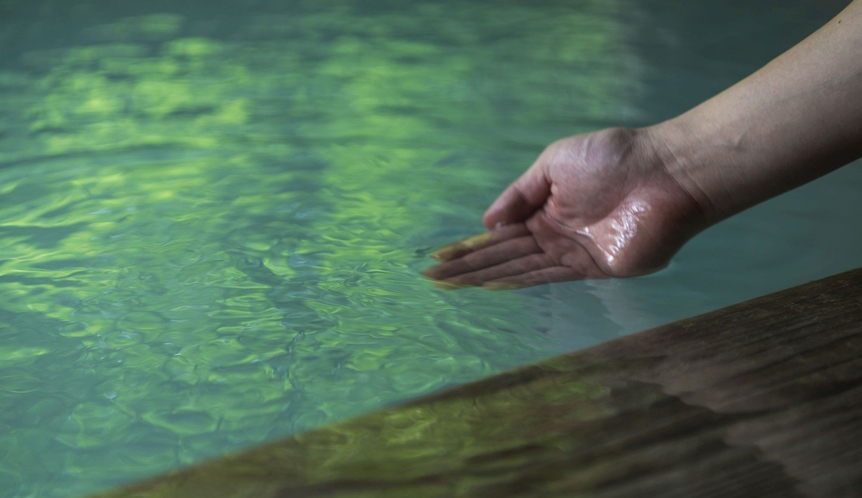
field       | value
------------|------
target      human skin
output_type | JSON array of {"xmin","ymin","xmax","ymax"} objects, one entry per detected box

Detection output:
[{"xmin": 424, "ymin": 0, "xmax": 862, "ymax": 289}]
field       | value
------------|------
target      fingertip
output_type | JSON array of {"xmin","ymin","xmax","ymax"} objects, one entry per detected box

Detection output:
[
  {"xmin": 482, "ymin": 198, "xmax": 502, "ymax": 229},
  {"xmin": 433, "ymin": 280, "xmax": 472, "ymax": 291},
  {"xmin": 482, "ymin": 189, "xmax": 520, "ymax": 229},
  {"xmin": 430, "ymin": 232, "xmax": 495, "ymax": 262},
  {"xmin": 482, "ymin": 211, "xmax": 502, "ymax": 230},
  {"xmin": 482, "ymin": 282, "xmax": 523, "ymax": 291},
  {"xmin": 430, "ymin": 243, "xmax": 460, "ymax": 262}
]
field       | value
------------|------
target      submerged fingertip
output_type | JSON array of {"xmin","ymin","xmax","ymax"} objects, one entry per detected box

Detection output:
[
  {"xmin": 433, "ymin": 280, "xmax": 471, "ymax": 291},
  {"xmin": 429, "ymin": 245, "xmax": 458, "ymax": 262},
  {"xmin": 482, "ymin": 282, "xmax": 523, "ymax": 291}
]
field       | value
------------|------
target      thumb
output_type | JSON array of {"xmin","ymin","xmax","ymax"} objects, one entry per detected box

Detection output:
[{"xmin": 483, "ymin": 161, "xmax": 550, "ymax": 229}]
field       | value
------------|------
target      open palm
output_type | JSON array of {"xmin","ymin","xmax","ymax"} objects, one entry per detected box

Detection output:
[{"xmin": 424, "ymin": 128, "xmax": 704, "ymax": 288}]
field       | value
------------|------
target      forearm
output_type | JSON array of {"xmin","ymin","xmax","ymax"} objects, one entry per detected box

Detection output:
[{"xmin": 649, "ymin": 0, "xmax": 862, "ymax": 222}]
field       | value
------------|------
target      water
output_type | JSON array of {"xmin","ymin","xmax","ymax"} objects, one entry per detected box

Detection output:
[{"xmin": 0, "ymin": 0, "xmax": 859, "ymax": 496}]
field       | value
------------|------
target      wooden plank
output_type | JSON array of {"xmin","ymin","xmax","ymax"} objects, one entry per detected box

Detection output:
[{"xmin": 93, "ymin": 268, "xmax": 862, "ymax": 498}]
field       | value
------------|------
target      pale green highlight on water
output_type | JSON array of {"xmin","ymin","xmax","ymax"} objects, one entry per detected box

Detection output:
[
  {"xmin": 0, "ymin": 2, "xmax": 636, "ymax": 496},
  {"xmin": 1, "ymin": 1, "xmax": 861, "ymax": 497}
]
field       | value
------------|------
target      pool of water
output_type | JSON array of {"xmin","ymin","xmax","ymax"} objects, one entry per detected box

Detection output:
[{"xmin": 0, "ymin": 0, "xmax": 859, "ymax": 496}]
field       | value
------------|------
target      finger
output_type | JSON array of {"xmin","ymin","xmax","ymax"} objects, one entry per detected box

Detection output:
[
  {"xmin": 424, "ymin": 236, "xmax": 541, "ymax": 280},
  {"xmin": 430, "ymin": 224, "xmax": 530, "ymax": 262},
  {"xmin": 444, "ymin": 253, "xmax": 557, "ymax": 286},
  {"xmin": 432, "ymin": 280, "xmax": 474, "ymax": 291},
  {"xmin": 483, "ymin": 160, "xmax": 551, "ymax": 229},
  {"xmin": 484, "ymin": 266, "xmax": 593, "ymax": 289}
]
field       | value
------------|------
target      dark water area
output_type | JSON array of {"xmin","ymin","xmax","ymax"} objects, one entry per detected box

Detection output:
[{"xmin": 0, "ymin": 0, "xmax": 859, "ymax": 496}]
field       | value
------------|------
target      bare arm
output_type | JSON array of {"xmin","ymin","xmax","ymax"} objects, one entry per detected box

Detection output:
[
  {"xmin": 426, "ymin": 1, "xmax": 862, "ymax": 289},
  {"xmin": 652, "ymin": 0, "xmax": 862, "ymax": 222}
]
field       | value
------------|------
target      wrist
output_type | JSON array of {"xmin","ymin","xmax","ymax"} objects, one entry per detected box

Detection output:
[{"xmin": 640, "ymin": 116, "xmax": 731, "ymax": 224}]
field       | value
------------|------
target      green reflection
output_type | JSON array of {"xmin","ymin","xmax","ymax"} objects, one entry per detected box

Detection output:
[{"xmin": 0, "ymin": 1, "xmax": 634, "ymax": 496}]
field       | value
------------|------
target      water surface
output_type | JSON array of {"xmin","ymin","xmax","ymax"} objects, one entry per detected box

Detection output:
[{"xmin": 0, "ymin": 0, "xmax": 859, "ymax": 496}]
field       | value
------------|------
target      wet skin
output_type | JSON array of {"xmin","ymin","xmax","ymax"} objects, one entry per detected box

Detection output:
[
  {"xmin": 423, "ymin": 128, "xmax": 704, "ymax": 288},
  {"xmin": 425, "ymin": 0, "xmax": 862, "ymax": 289}
]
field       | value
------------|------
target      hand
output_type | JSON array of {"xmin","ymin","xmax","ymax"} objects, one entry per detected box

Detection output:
[
  {"xmin": 423, "ymin": 127, "xmax": 707, "ymax": 289},
  {"xmin": 427, "ymin": 0, "xmax": 862, "ymax": 290}
]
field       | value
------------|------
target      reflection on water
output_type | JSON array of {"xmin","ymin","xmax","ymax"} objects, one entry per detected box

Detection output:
[
  {"xmin": 0, "ymin": 1, "xmax": 637, "ymax": 496},
  {"xmin": 0, "ymin": 0, "xmax": 859, "ymax": 496}
]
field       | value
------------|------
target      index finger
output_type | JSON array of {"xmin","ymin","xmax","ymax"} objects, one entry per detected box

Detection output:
[{"xmin": 429, "ymin": 223, "xmax": 530, "ymax": 262}]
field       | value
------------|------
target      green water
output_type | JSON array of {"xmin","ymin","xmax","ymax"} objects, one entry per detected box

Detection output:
[{"xmin": 0, "ymin": 0, "xmax": 860, "ymax": 496}]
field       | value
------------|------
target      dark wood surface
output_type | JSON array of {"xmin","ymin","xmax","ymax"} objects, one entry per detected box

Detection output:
[{"xmin": 93, "ymin": 269, "xmax": 862, "ymax": 498}]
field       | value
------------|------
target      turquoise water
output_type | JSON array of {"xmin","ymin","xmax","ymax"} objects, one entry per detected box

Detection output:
[{"xmin": 0, "ymin": 0, "xmax": 860, "ymax": 496}]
